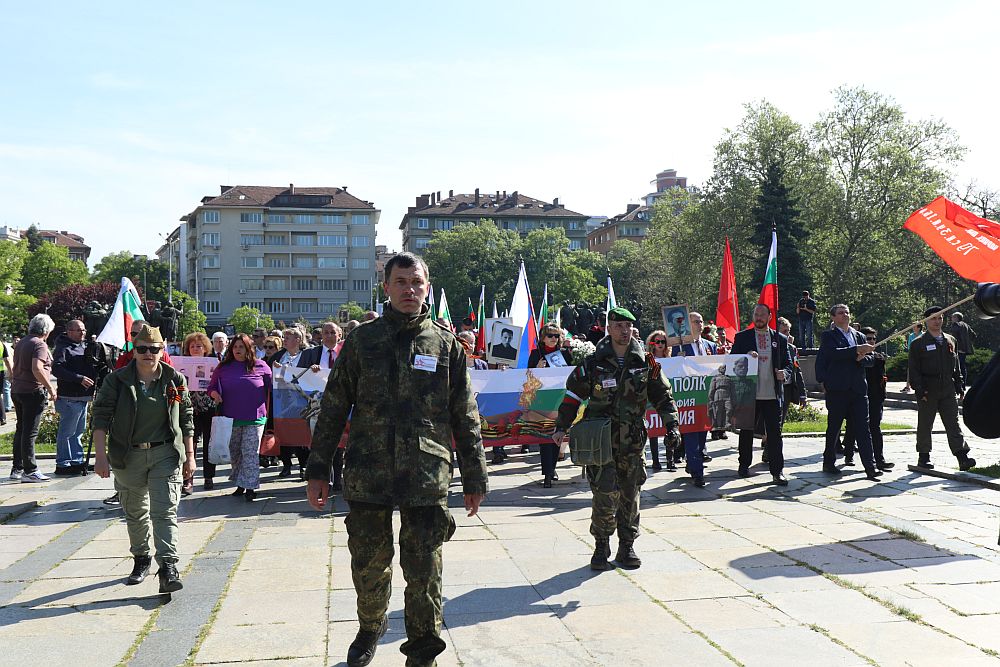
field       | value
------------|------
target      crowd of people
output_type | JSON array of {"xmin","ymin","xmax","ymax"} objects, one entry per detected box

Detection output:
[{"xmin": 0, "ymin": 255, "xmax": 985, "ymax": 666}]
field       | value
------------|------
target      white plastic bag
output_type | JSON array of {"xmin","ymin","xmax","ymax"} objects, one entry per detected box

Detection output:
[{"xmin": 208, "ymin": 416, "xmax": 233, "ymax": 465}]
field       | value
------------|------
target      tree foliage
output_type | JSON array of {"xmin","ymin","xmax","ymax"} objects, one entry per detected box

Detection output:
[
  {"xmin": 26, "ymin": 281, "xmax": 121, "ymax": 330},
  {"xmin": 24, "ymin": 224, "xmax": 43, "ymax": 251},
  {"xmin": 339, "ymin": 301, "xmax": 368, "ymax": 322},
  {"xmin": 21, "ymin": 242, "xmax": 90, "ymax": 298},
  {"xmin": 91, "ymin": 251, "xmax": 170, "ymax": 304},
  {"xmin": 171, "ymin": 290, "xmax": 206, "ymax": 339},
  {"xmin": 0, "ymin": 293, "xmax": 37, "ymax": 336},
  {"xmin": 750, "ymin": 161, "xmax": 809, "ymax": 306},
  {"xmin": 0, "ymin": 240, "xmax": 29, "ymax": 293},
  {"xmin": 228, "ymin": 306, "xmax": 274, "ymax": 335},
  {"xmin": 423, "ymin": 221, "xmax": 523, "ymax": 312}
]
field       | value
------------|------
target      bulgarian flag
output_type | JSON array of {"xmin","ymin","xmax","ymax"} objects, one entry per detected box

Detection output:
[
  {"xmin": 537, "ymin": 283, "xmax": 549, "ymax": 336},
  {"xmin": 96, "ymin": 277, "xmax": 145, "ymax": 350},
  {"xmin": 437, "ymin": 288, "xmax": 451, "ymax": 325},
  {"xmin": 758, "ymin": 229, "xmax": 778, "ymax": 329},
  {"xmin": 467, "ymin": 297, "xmax": 475, "ymax": 323},
  {"xmin": 475, "ymin": 285, "xmax": 487, "ymax": 354}
]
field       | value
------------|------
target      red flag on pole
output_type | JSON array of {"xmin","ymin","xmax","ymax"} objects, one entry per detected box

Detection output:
[
  {"xmin": 903, "ymin": 196, "xmax": 1000, "ymax": 281},
  {"xmin": 715, "ymin": 237, "xmax": 741, "ymax": 343},
  {"xmin": 758, "ymin": 229, "xmax": 778, "ymax": 329}
]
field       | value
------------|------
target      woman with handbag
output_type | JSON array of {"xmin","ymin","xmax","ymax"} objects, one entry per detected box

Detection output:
[
  {"xmin": 207, "ymin": 333, "xmax": 272, "ymax": 502},
  {"xmin": 182, "ymin": 332, "xmax": 217, "ymax": 493},
  {"xmin": 529, "ymin": 324, "xmax": 573, "ymax": 488}
]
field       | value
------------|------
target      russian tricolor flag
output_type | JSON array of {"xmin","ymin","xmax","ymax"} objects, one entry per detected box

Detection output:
[{"xmin": 509, "ymin": 261, "xmax": 537, "ymax": 368}]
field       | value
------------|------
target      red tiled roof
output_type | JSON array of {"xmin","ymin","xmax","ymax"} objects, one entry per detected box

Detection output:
[
  {"xmin": 22, "ymin": 229, "xmax": 90, "ymax": 249},
  {"xmin": 201, "ymin": 185, "xmax": 376, "ymax": 210}
]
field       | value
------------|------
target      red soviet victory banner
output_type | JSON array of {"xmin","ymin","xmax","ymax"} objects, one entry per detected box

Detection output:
[{"xmin": 904, "ymin": 196, "xmax": 1000, "ymax": 281}]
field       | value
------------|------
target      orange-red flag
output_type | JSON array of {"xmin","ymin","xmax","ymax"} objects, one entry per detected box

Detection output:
[
  {"xmin": 715, "ymin": 237, "xmax": 740, "ymax": 343},
  {"xmin": 904, "ymin": 196, "xmax": 1000, "ymax": 281}
]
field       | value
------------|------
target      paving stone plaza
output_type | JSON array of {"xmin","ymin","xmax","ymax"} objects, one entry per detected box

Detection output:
[{"xmin": 1, "ymin": 401, "xmax": 999, "ymax": 667}]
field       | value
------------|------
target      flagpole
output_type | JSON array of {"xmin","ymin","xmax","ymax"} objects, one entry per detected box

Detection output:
[{"xmin": 872, "ymin": 293, "xmax": 975, "ymax": 348}]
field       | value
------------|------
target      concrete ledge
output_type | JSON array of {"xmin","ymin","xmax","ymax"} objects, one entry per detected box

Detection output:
[
  {"xmin": 0, "ymin": 499, "xmax": 40, "ymax": 524},
  {"xmin": 906, "ymin": 464, "xmax": 1000, "ymax": 490}
]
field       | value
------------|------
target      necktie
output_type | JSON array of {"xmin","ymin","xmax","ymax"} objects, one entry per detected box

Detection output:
[{"xmin": 327, "ymin": 348, "xmax": 334, "ymax": 368}]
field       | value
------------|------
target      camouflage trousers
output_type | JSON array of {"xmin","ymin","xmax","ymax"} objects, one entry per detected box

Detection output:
[
  {"xmin": 586, "ymin": 449, "xmax": 647, "ymax": 543},
  {"xmin": 346, "ymin": 501, "xmax": 456, "ymax": 665}
]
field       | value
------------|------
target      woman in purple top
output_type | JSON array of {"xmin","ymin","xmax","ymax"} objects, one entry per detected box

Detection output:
[{"xmin": 207, "ymin": 333, "xmax": 271, "ymax": 502}]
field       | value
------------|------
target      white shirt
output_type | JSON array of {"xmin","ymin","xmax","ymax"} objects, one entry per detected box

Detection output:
[
  {"xmin": 837, "ymin": 326, "xmax": 857, "ymax": 347},
  {"xmin": 319, "ymin": 345, "xmax": 337, "ymax": 369}
]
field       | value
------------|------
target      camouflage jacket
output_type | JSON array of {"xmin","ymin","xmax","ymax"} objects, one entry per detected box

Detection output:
[
  {"xmin": 555, "ymin": 337, "xmax": 678, "ymax": 451},
  {"xmin": 306, "ymin": 302, "xmax": 489, "ymax": 506}
]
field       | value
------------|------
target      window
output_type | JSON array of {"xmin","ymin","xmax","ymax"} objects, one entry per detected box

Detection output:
[
  {"xmin": 417, "ymin": 217, "xmax": 429, "ymax": 229},
  {"xmin": 266, "ymin": 278, "xmax": 287, "ymax": 290},
  {"xmin": 294, "ymin": 278, "xmax": 314, "ymax": 290},
  {"xmin": 351, "ymin": 214, "xmax": 370, "ymax": 225},
  {"xmin": 501, "ymin": 220, "xmax": 514, "ymax": 230},
  {"xmin": 203, "ymin": 210, "xmax": 220, "ymax": 223},
  {"xmin": 268, "ymin": 257, "xmax": 288, "ymax": 268},
  {"xmin": 241, "ymin": 301, "xmax": 265, "ymax": 310},
  {"xmin": 294, "ymin": 214, "xmax": 315, "ymax": 224},
  {"xmin": 569, "ymin": 240, "xmax": 583, "ymax": 250},
  {"xmin": 319, "ymin": 279, "xmax": 347, "ymax": 290},
  {"xmin": 291, "ymin": 233, "xmax": 315, "ymax": 246},
  {"xmin": 318, "ymin": 257, "xmax": 347, "ymax": 269},
  {"xmin": 319, "ymin": 303, "xmax": 337, "ymax": 313},
  {"xmin": 241, "ymin": 278, "xmax": 264, "ymax": 291},
  {"xmin": 568, "ymin": 221, "xmax": 580, "ymax": 230},
  {"xmin": 523, "ymin": 220, "xmax": 535, "ymax": 231},
  {"xmin": 293, "ymin": 255, "xmax": 316, "ymax": 268},
  {"xmin": 202, "ymin": 254, "xmax": 220, "ymax": 268},
  {"xmin": 437, "ymin": 219, "xmax": 453, "ymax": 231},
  {"xmin": 353, "ymin": 279, "xmax": 370, "ymax": 292},
  {"xmin": 318, "ymin": 234, "xmax": 347, "ymax": 247},
  {"xmin": 240, "ymin": 234, "xmax": 264, "ymax": 245},
  {"xmin": 267, "ymin": 301, "xmax": 286, "ymax": 314},
  {"xmin": 415, "ymin": 238, "xmax": 430, "ymax": 249},
  {"xmin": 265, "ymin": 233, "xmax": 288, "ymax": 245},
  {"xmin": 202, "ymin": 232, "xmax": 220, "ymax": 246},
  {"xmin": 352, "ymin": 258, "xmax": 370, "ymax": 270},
  {"xmin": 203, "ymin": 277, "xmax": 220, "ymax": 291},
  {"xmin": 240, "ymin": 212, "xmax": 263, "ymax": 223},
  {"xmin": 351, "ymin": 236, "xmax": 370, "ymax": 247},
  {"xmin": 241, "ymin": 256, "xmax": 263, "ymax": 269},
  {"xmin": 321, "ymin": 214, "xmax": 344, "ymax": 225},
  {"xmin": 203, "ymin": 301, "xmax": 220, "ymax": 314},
  {"xmin": 268, "ymin": 213, "xmax": 286, "ymax": 224},
  {"xmin": 293, "ymin": 301, "xmax": 315, "ymax": 314}
]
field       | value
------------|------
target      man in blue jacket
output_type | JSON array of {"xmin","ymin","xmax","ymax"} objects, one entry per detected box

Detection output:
[
  {"xmin": 815, "ymin": 304, "xmax": 881, "ymax": 481},
  {"xmin": 51, "ymin": 320, "xmax": 101, "ymax": 475}
]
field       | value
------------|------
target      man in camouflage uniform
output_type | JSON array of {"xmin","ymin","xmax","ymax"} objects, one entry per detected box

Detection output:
[
  {"xmin": 306, "ymin": 252, "xmax": 489, "ymax": 667},
  {"xmin": 908, "ymin": 305, "xmax": 976, "ymax": 471},
  {"xmin": 552, "ymin": 307, "xmax": 679, "ymax": 571}
]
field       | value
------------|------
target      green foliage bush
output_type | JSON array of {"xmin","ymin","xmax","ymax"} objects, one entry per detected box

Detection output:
[
  {"xmin": 784, "ymin": 402, "xmax": 823, "ymax": 422},
  {"xmin": 885, "ymin": 348, "xmax": 992, "ymax": 383}
]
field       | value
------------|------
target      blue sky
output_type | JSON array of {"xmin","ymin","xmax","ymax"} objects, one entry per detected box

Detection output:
[{"xmin": 2, "ymin": 1, "xmax": 998, "ymax": 265}]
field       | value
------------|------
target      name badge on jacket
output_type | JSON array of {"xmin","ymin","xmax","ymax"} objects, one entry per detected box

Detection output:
[
  {"xmin": 926, "ymin": 344, "xmax": 937, "ymax": 351},
  {"xmin": 602, "ymin": 378, "xmax": 617, "ymax": 389},
  {"xmin": 413, "ymin": 355, "xmax": 438, "ymax": 372}
]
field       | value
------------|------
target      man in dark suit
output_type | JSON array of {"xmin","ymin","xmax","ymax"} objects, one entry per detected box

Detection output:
[
  {"xmin": 300, "ymin": 321, "xmax": 345, "ymax": 490},
  {"xmin": 670, "ymin": 311, "xmax": 718, "ymax": 487},
  {"xmin": 815, "ymin": 303, "xmax": 881, "ymax": 481},
  {"xmin": 731, "ymin": 304, "xmax": 794, "ymax": 485}
]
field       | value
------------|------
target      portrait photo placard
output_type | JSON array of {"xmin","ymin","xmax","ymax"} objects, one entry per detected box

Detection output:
[{"xmin": 487, "ymin": 320, "xmax": 522, "ymax": 366}]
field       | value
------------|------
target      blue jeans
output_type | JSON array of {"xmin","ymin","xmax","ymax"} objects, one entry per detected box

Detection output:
[
  {"xmin": 2, "ymin": 374, "xmax": 10, "ymax": 412},
  {"xmin": 798, "ymin": 319, "xmax": 814, "ymax": 348},
  {"xmin": 683, "ymin": 432, "xmax": 706, "ymax": 479},
  {"xmin": 55, "ymin": 397, "xmax": 90, "ymax": 468}
]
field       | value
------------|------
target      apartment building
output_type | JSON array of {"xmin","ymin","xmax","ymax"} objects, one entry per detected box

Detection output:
[
  {"xmin": 399, "ymin": 189, "xmax": 589, "ymax": 254},
  {"xmin": 1, "ymin": 226, "xmax": 92, "ymax": 265},
  {"xmin": 587, "ymin": 205, "xmax": 652, "ymax": 255},
  {"xmin": 175, "ymin": 184, "xmax": 379, "ymax": 325}
]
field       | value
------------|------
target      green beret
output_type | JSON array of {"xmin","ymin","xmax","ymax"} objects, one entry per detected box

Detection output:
[{"xmin": 607, "ymin": 306, "xmax": 636, "ymax": 322}]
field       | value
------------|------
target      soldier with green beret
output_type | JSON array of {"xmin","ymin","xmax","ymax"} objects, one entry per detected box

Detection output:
[
  {"xmin": 552, "ymin": 306, "xmax": 680, "ymax": 571},
  {"xmin": 306, "ymin": 252, "xmax": 488, "ymax": 667}
]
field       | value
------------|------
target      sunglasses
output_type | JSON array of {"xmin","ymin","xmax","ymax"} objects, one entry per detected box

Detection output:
[
  {"xmin": 264, "ymin": 344, "xmax": 277, "ymax": 350},
  {"xmin": 652, "ymin": 339, "xmax": 667, "ymax": 345},
  {"xmin": 866, "ymin": 337, "xmax": 876, "ymax": 342},
  {"xmin": 544, "ymin": 333, "xmax": 560, "ymax": 339},
  {"xmin": 134, "ymin": 346, "xmax": 162, "ymax": 354}
]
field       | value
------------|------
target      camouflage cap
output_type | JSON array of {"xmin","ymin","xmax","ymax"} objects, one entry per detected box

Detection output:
[{"xmin": 607, "ymin": 306, "xmax": 636, "ymax": 322}]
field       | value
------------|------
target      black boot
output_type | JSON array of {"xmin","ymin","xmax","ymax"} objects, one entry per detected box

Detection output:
[
  {"xmin": 278, "ymin": 464, "xmax": 292, "ymax": 478},
  {"xmin": 917, "ymin": 453, "xmax": 934, "ymax": 469},
  {"xmin": 615, "ymin": 542, "xmax": 642, "ymax": 569},
  {"xmin": 158, "ymin": 562, "xmax": 183, "ymax": 593},
  {"xmin": 347, "ymin": 615, "xmax": 388, "ymax": 667},
  {"xmin": 590, "ymin": 537, "xmax": 613, "ymax": 571},
  {"xmin": 958, "ymin": 455, "xmax": 977, "ymax": 471},
  {"xmin": 126, "ymin": 555, "xmax": 152, "ymax": 585}
]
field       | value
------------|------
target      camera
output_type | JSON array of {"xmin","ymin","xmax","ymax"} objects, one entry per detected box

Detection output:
[{"xmin": 974, "ymin": 282, "xmax": 1000, "ymax": 319}]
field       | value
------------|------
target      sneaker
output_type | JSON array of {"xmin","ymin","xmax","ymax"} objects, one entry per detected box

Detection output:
[
  {"xmin": 103, "ymin": 492, "xmax": 121, "ymax": 506},
  {"xmin": 9, "ymin": 468, "xmax": 22, "ymax": 481},
  {"xmin": 20, "ymin": 471, "xmax": 50, "ymax": 483}
]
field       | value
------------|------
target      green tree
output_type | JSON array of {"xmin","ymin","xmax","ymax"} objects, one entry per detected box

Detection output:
[
  {"xmin": 228, "ymin": 306, "xmax": 274, "ymax": 335},
  {"xmin": 423, "ymin": 221, "xmax": 522, "ymax": 313},
  {"xmin": 0, "ymin": 293, "xmax": 37, "ymax": 336},
  {"xmin": 21, "ymin": 243, "xmax": 90, "ymax": 297},
  {"xmin": 171, "ymin": 290, "xmax": 206, "ymax": 338},
  {"xmin": 0, "ymin": 239, "xmax": 29, "ymax": 293},
  {"xmin": 750, "ymin": 161, "xmax": 809, "ymax": 311},
  {"xmin": 91, "ymin": 251, "xmax": 170, "ymax": 304},
  {"xmin": 339, "ymin": 301, "xmax": 367, "ymax": 322},
  {"xmin": 24, "ymin": 224, "xmax": 43, "ymax": 251}
]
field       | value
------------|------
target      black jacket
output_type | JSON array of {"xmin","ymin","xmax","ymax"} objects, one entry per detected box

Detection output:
[
  {"xmin": 730, "ymin": 328, "xmax": 793, "ymax": 409},
  {"xmin": 527, "ymin": 347, "xmax": 572, "ymax": 368},
  {"xmin": 51, "ymin": 333, "xmax": 101, "ymax": 397}
]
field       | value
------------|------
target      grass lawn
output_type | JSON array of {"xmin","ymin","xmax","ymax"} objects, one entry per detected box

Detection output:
[
  {"xmin": 783, "ymin": 419, "xmax": 911, "ymax": 434},
  {"xmin": 969, "ymin": 463, "xmax": 1000, "ymax": 479},
  {"xmin": 0, "ymin": 434, "xmax": 57, "ymax": 455}
]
